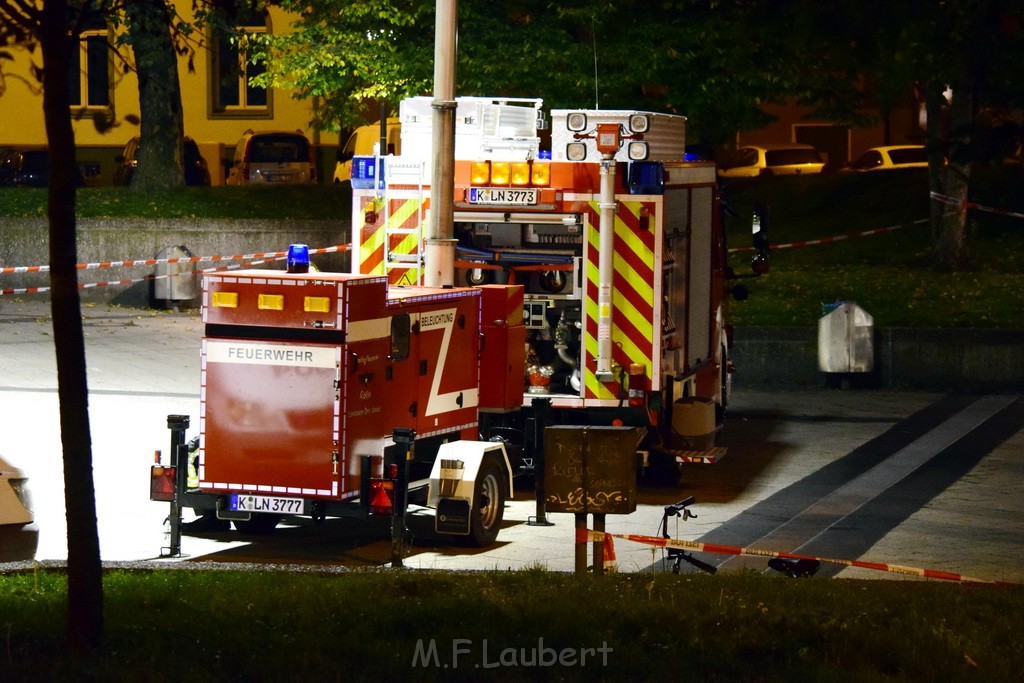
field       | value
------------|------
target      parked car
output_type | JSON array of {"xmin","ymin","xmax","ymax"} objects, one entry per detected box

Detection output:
[
  {"xmin": 846, "ymin": 145, "xmax": 928, "ymax": 172},
  {"xmin": 333, "ymin": 118, "xmax": 400, "ymax": 185},
  {"xmin": 718, "ymin": 144, "xmax": 826, "ymax": 177},
  {"xmin": 114, "ymin": 136, "xmax": 211, "ymax": 186},
  {"xmin": 227, "ymin": 130, "xmax": 316, "ymax": 185},
  {"xmin": 0, "ymin": 453, "xmax": 37, "ymax": 562},
  {"xmin": 0, "ymin": 148, "xmax": 50, "ymax": 187},
  {"xmin": 0, "ymin": 147, "xmax": 85, "ymax": 187}
]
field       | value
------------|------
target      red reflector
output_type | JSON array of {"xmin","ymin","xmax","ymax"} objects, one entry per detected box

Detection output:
[
  {"xmin": 611, "ymin": 418, "xmax": 624, "ymax": 427},
  {"xmin": 387, "ymin": 463, "xmax": 399, "ymax": 479},
  {"xmin": 150, "ymin": 465, "xmax": 176, "ymax": 502},
  {"xmin": 369, "ymin": 480, "xmax": 395, "ymax": 516}
]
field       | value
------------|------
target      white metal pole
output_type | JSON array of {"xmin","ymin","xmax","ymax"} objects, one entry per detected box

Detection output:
[
  {"xmin": 425, "ymin": 0, "xmax": 457, "ymax": 287},
  {"xmin": 596, "ymin": 154, "xmax": 616, "ymax": 381}
]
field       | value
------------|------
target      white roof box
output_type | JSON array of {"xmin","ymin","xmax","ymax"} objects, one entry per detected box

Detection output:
[
  {"xmin": 400, "ymin": 96, "xmax": 543, "ymax": 164},
  {"xmin": 550, "ymin": 110, "xmax": 686, "ymax": 163}
]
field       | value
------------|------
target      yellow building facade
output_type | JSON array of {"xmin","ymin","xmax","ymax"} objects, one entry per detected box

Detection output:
[{"xmin": 0, "ymin": 3, "xmax": 339, "ymax": 185}]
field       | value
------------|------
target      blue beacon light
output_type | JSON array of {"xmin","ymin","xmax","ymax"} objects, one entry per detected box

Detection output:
[{"xmin": 287, "ymin": 244, "xmax": 310, "ymax": 273}]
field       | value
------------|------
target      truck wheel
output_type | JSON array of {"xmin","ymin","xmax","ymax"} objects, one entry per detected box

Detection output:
[
  {"xmin": 468, "ymin": 457, "xmax": 506, "ymax": 547},
  {"xmin": 233, "ymin": 514, "xmax": 281, "ymax": 535}
]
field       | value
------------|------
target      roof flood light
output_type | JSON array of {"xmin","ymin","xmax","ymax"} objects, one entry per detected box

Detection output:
[
  {"xmin": 628, "ymin": 114, "xmax": 650, "ymax": 133},
  {"xmin": 566, "ymin": 142, "xmax": 587, "ymax": 161},
  {"xmin": 566, "ymin": 112, "xmax": 588, "ymax": 131},
  {"xmin": 627, "ymin": 141, "xmax": 649, "ymax": 161}
]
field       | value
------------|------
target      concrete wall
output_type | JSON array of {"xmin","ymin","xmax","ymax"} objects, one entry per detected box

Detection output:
[
  {"xmin": 732, "ymin": 326, "xmax": 1024, "ymax": 393},
  {"xmin": 0, "ymin": 217, "xmax": 350, "ymax": 308},
  {"xmin": 3, "ymin": 217, "xmax": 1020, "ymax": 391}
]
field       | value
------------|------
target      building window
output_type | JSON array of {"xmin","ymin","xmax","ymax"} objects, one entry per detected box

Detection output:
[
  {"xmin": 211, "ymin": 10, "xmax": 270, "ymax": 116},
  {"xmin": 69, "ymin": 28, "xmax": 111, "ymax": 109}
]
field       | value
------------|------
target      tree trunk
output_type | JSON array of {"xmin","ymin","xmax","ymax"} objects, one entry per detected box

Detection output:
[
  {"xmin": 926, "ymin": 82, "xmax": 972, "ymax": 270},
  {"xmin": 39, "ymin": 0, "xmax": 103, "ymax": 653},
  {"xmin": 126, "ymin": 0, "xmax": 185, "ymax": 190}
]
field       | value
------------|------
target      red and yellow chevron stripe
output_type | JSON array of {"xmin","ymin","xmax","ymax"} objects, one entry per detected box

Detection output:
[
  {"xmin": 355, "ymin": 194, "xmax": 426, "ymax": 285},
  {"xmin": 583, "ymin": 200, "xmax": 657, "ymax": 400}
]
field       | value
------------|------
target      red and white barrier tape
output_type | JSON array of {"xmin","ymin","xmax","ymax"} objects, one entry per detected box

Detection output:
[
  {"xmin": 1, "ymin": 257, "xmax": 286, "ymax": 296},
  {"xmin": 577, "ymin": 529, "xmax": 620, "ymax": 572},
  {"xmin": 575, "ymin": 528, "xmax": 1008, "ymax": 584},
  {"xmin": 930, "ymin": 192, "xmax": 1024, "ymax": 220},
  {"xmin": 0, "ymin": 244, "xmax": 349, "ymax": 296},
  {"xmin": 728, "ymin": 219, "xmax": 928, "ymax": 253},
  {"xmin": 0, "ymin": 244, "xmax": 349, "ymax": 276}
]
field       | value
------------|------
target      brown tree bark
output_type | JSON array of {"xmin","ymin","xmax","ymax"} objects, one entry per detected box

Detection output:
[
  {"xmin": 39, "ymin": 0, "xmax": 104, "ymax": 653},
  {"xmin": 926, "ymin": 82, "xmax": 973, "ymax": 270},
  {"xmin": 125, "ymin": 0, "xmax": 185, "ymax": 190}
]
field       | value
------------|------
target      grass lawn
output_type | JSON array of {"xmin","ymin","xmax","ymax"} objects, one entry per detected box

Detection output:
[
  {"xmin": 2, "ymin": 569, "xmax": 1022, "ymax": 681},
  {"xmin": 0, "ymin": 184, "xmax": 351, "ymax": 220},
  {"xmin": 723, "ymin": 166, "xmax": 1024, "ymax": 329}
]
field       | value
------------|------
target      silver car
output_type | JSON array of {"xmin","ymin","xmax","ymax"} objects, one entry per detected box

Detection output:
[
  {"xmin": 0, "ymin": 454, "xmax": 37, "ymax": 562},
  {"xmin": 226, "ymin": 130, "xmax": 317, "ymax": 185}
]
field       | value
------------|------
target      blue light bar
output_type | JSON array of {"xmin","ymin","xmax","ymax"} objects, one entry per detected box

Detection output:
[
  {"xmin": 351, "ymin": 156, "xmax": 384, "ymax": 189},
  {"xmin": 627, "ymin": 161, "xmax": 664, "ymax": 195},
  {"xmin": 287, "ymin": 244, "xmax": 310, "ymax": 273}
]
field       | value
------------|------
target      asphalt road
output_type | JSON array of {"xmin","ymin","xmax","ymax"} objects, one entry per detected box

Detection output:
[{"xmin": 1, "ymin": 298, "xmax": 1021, "ymax": 583}]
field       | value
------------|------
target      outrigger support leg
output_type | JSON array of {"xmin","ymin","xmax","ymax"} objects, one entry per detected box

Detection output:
[
  {"xmin": 390, "ymin": 428, "xmax": 415, "ymax": 568},
  {"xmin": 163, "ymin": 414, "xmax": 190, "ymax": 558}
]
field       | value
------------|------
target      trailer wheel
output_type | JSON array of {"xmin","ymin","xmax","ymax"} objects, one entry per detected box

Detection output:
[
  {"xmin": 468, "ymin": 457, "xmax": 506, "ymax": 547},
  {"xmin": 233, "ymin": 514, "xmax": 281, "ymax": 535}
]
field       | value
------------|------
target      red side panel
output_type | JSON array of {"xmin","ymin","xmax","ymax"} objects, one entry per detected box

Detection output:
[
  {"xmin": 478, "ymin": 285, "xmax": 526, "ymax": 411},
  {"xmin": 400, "ymin": 290, "xmax": 482, "ymax": 436}
]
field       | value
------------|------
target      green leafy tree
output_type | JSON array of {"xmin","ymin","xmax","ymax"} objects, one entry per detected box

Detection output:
[
  {"xmin": 246, "ymin": 1, "xmax": 831, "ymax": 144},
  {"xmin": 250, "ymin": 0, "xmax": 1024, "ymax": 269},
  {"xmin": 797, "ymin": 0, "xmax": 1024, "ymax": 269}
]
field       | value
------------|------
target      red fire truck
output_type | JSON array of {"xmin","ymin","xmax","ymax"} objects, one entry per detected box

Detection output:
[
  {"xmin": 351, "ymin": 97, "xmax": 765, "ymax": 477},
  {"xmin": 151, "ymin": 97, "xmax": 765, "ymax": 554}
]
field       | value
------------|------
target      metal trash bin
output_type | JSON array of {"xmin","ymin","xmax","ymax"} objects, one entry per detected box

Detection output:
[
  {"xmin": 154, "ymin": 245, "xmax": 197, "ymax": 309},
  {"xmin": 818, "ymin": 301, "xmax": 874, "ymax": 373}
]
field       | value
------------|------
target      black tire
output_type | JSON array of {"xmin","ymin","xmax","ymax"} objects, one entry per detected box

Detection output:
[
  {"xmin": 232, "ymin": 514, "xmax": 281, "ymax": 535},
  {"xmin": 468, "ymin": 457, "xmax": 506, "ymax": 547}
]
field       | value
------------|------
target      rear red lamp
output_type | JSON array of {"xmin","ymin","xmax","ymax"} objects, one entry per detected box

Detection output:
[
  {"xmin": 369, "ymin": 480, "xmax": 395, "ymax": 516},
  {"xmin": 150, "ymin": 465, "xmax": 176, "ymax": 502}
]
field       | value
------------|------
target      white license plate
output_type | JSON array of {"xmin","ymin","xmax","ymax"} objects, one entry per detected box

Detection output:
[
  {"xmin": 230, "ymin": 494, "xmax": 303, "ymax": 514},
  {"xmin": 469, "ymin": 188, "xmax": 537, "ymax": 205}
]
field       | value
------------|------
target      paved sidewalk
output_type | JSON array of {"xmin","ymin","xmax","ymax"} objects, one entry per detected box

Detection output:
[{"xmin": 1, "ymin": 296, "xmax": 1021, "ymax": 582}]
